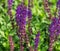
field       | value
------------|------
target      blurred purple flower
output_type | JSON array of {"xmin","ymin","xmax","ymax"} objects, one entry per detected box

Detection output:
[
  {"xmin": 49, "ymin": 17, "xmax": 58, "ymax": 34},
  {"xmin": 57, "ymin": 0, "xmax": 60, "ymax": 7},
  {"xmin": 49, "ymin": 17, "xmax": 60, "ymax": 51},
  {"xmin": 8, "ymin": 0, "xmax": 13, "ymax": 8},
  {"xmin": 16, "ymin": 3, "xmax": 27, "ymax": 26},
  {"xmin": 28, "ymin": 8, "xmax": 32, "ymax": 18},
  {"xmin": 16, "ymin": 3, "xmax": 28, "ymax": 51},
  {"xmin": 34, "ymin": 31, "xmax": 40, "ymax": 48},
  {"xmin": 49, "ymin": 17, "xmax": 60, "ymax": 35}
]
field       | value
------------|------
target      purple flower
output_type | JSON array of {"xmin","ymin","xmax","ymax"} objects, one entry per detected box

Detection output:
[
  {"xmin": 34, "ymin": 31, "xmax": 40, "ymax": 48},
  {"xmin": 8, "ymin": 0, "xmax": 13, "ymax": 8},
  {"xmin": 49, "ymin": 17, "xmax": 60, "ymax": 51},
  {"xmin": 49, "ymin": 17, "xmax": 58, "ymax": 33},
  {"xmin": 16, "ymin": 3, "xmax": 27, "ymax": 26},
  {"xmin": 57, "ymin": 0, "xmax": 60, "ymax": 7},
  {"xmin": 16, "ymin": 3, "xmax": 28, "ymax": 51},
  {"xmin": 28, "ymin": 8, "xmax": 32, "ymax": 18},
  {"xmin": 16, "ymin": 3, "xmax": 28, "ymax": 39},
  {"xmin": 48, "ymin": 17, "xmax": 58, "ymax": 51}
]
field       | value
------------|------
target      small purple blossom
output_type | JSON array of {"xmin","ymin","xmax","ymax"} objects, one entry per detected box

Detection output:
[{"xmin": 8, "ymin": 0, "xmax": 13, "ymax": 8}]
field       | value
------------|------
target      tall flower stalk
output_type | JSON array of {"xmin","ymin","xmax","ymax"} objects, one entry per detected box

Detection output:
[
  {"xmin": 24, "ymin": 0, "xmax": 34, "ymax": 50},
  {"xmin": 34, "ymin": 31, "xmax": 40, "ymax": 51},
  {"xmin": 16, "ymin": 2, "xmax": 27, "ymax": 51},
  {"xmin": 48, "ymin": 17, "xmax": 59, "ymax": 51},
  {"xmin": 48, "ymin": 13, "xmax": 60, "ymax": 51},
  {"xmin": 25, "ymin": 0, "xmax": 34, "ymax": 51},
  {"xmin": 8, "ymin": 0, "xmax": 14, "ymax": 51}
]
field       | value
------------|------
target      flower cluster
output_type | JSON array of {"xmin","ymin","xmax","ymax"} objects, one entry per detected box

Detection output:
[
  {"xmin": 34, "ymin": 32, "xmax": 40, "ymax": 50},
  {"xmin": 16, "ymin": 3, "xmax": 27, "ymax": 26},
  {"xmin": 57, "ymin": 0, "xmax": 60, "ymax": 8},
  {"xmin": 48, "ymin": 17, "xmax": 58, "ymax": 51},
  {"xmin": 49, "ymin": 17, "xmax": 60, "ymax": 35},
  {"xmin": 49, "ymin": 17, "xmax": 58, "ymax": 34},
  {"xmin": 49, "ymin": 17, "xmax": 60, "ymax": 51},
  {"xmin": 8, "ymin": 0, "xmax": 13, "ymax": 8},
  {"xmin": 16, "ymin": 3, "xmax": 29, "ymax": 51},
  {"xmin": 16, "ymin": 3, "xmax": 27, "ymax": 36}
]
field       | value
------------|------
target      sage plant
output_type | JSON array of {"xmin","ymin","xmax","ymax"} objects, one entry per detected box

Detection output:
[
  {"xmin": 8, "ymin": 0, "xmax": 14, "ymax": 51},
  {"xmin": 16, "ymin": 3, "xmax": 27, "ymax": 51}
]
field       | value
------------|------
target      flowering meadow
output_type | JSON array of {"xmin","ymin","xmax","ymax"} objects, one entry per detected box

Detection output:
[{"xmin": 0, "ymin": 0, "xmax": 60, "ymax": 51}]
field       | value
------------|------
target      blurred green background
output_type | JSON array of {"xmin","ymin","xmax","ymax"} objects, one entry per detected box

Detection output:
[{"xmin": 0, "ymin": 0, "xmax": 60, "ymax": 51}]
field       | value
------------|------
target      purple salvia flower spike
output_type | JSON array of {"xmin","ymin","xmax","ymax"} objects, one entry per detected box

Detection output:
[
  {"xmin": 8, "ymin": 0, "xmax": 14, "ymax": 51},
  {"xmin": 34, "ymin": 31, "xmax": 40, "ymax": 51},
  {"xmin": 48, "ymin": 17, "xmax": 57, "ymax": 51},
  {"xmin": 49, "ymin": 17, "xmax": 58, "ymax": 33},
  {"xmin": 16, "ymin": 4, "xmax": 27, "ymax": 26},
  {"xmin": 48, "ymin": 17, "xmax": 60, "ymax": 51},
  {"xmin": 16, "ymin": 2, "xmax": 27, "ymax": 51},
  {"xmin": 57, "ymin": 0, "xmax": 60, "ymax": 7}
]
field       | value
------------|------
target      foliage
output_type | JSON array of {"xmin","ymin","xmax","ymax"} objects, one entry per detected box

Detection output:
[{"xmin": 0, "ymin": 0, "xmax": 60, "ymax": 51}]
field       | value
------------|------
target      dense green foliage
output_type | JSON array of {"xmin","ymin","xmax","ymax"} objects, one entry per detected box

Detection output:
[{"xmin": 0, "ymin": 0, "xmax": 60, "ymax": 51}]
